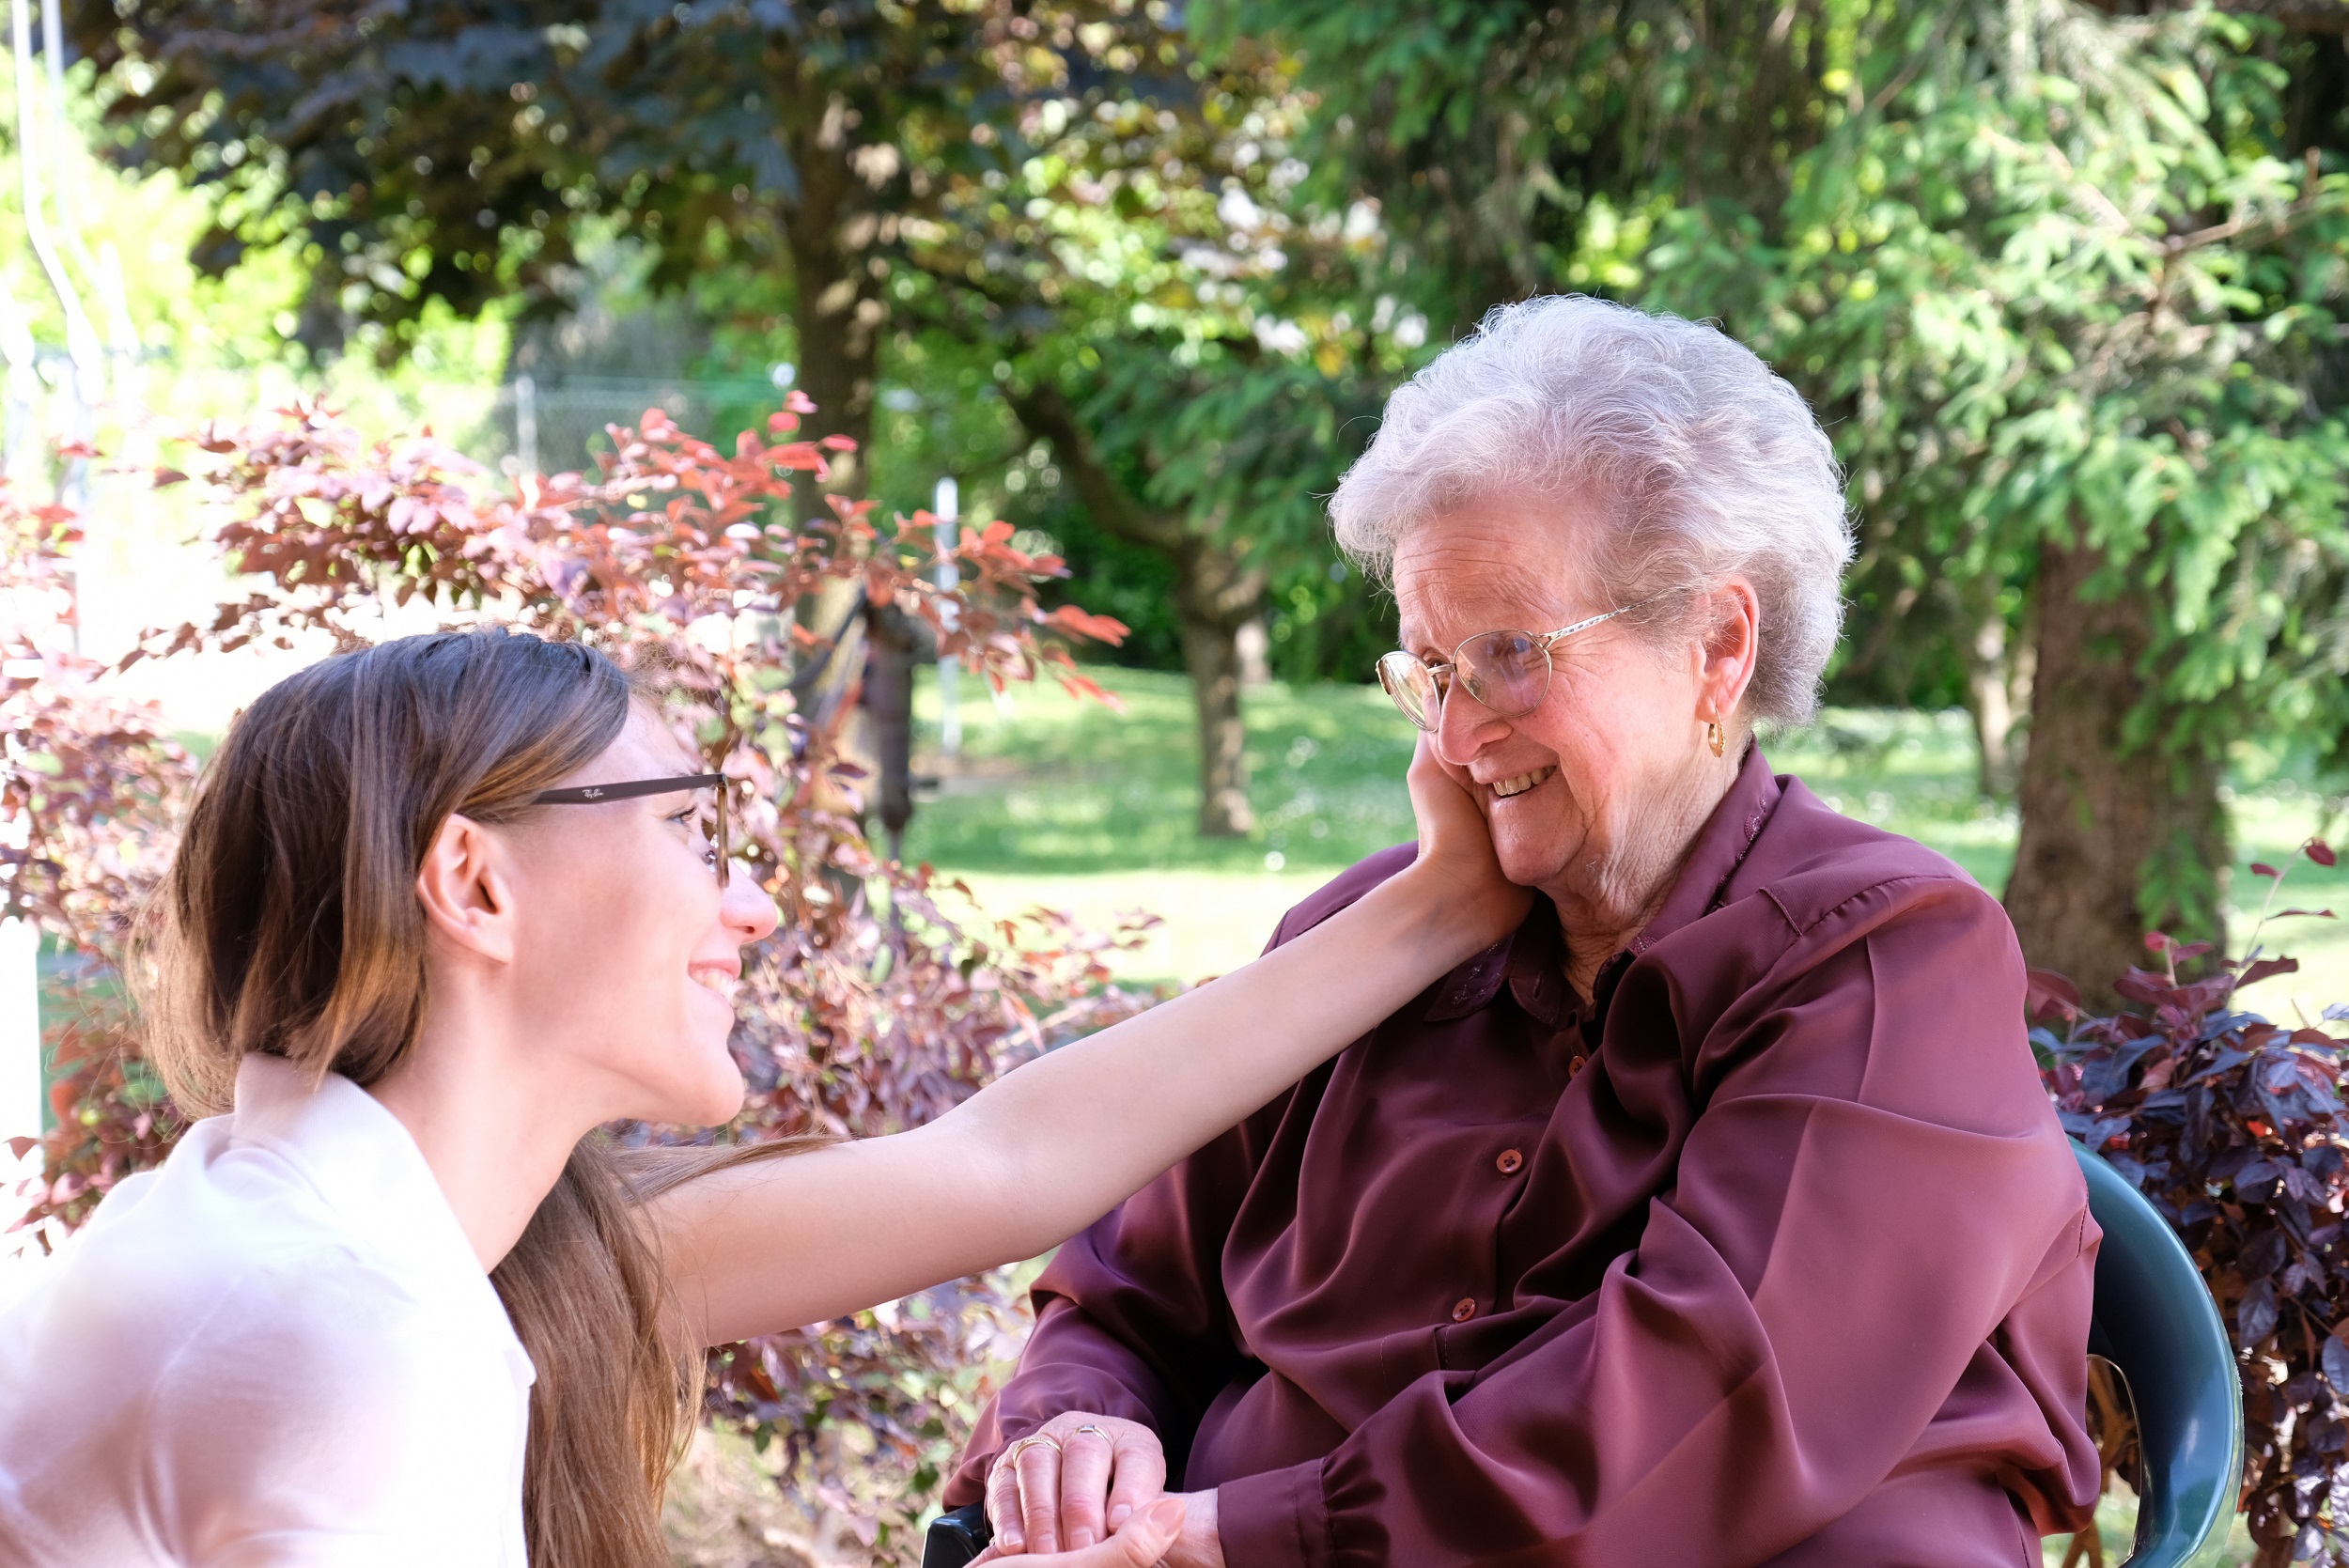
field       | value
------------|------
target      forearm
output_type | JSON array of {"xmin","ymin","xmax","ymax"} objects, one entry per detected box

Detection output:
[
  {"xmin": 656, "ymin": 860, "xmax": 1499, "ymax": 1342},
  {"xmin": 945, "ymin": 862, "xmax": 1486, "ymax": 1250}
]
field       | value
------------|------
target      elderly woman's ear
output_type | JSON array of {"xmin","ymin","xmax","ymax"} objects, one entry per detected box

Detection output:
[{"xmin": 1692, "ymin": 577, "xmax": 1763, "ymax": 738}]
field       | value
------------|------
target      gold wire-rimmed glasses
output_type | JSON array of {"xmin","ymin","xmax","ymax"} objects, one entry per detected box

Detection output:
[{"xmin": 1375, "ymin": 603, "xmax": 1646, "ymax": 732}]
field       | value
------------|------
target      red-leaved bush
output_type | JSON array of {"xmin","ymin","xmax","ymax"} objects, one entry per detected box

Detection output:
[
  {"xmin": 2, "ymin": 398, "xmax": 1152, "ymax": 1559},
  {"xmin": 2038, "ymin": 841, "xmax": 2348, "ymax": 1567}
]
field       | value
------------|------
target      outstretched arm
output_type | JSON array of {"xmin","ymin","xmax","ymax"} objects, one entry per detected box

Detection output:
[{"xmin": 648, "ymin": 740, "xmax": 1526, "ymax": 1345}]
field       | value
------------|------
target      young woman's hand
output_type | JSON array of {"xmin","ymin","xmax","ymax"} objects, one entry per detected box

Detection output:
[
  {"xmin": 1403, "ymin": 733, "xmax": 1532, "ymax": 949},
  {"xmin": 971, "ymin": 1495, "xmax": 1187, "ymax": 1566}
]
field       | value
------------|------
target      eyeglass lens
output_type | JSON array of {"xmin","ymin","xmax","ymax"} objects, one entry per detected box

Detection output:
[
  {"xmin": 695, "ymin": 788, "xmax": 732, "ymax": 887},
  {"xmin": 1379, "ymin": 631, "xmax": 1555, "ymax": 731}
]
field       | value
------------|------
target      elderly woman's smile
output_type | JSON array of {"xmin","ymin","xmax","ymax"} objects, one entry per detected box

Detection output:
[{"xmin": 1392, "ymin": 492, "xmax": 1754, "ymax": 997}]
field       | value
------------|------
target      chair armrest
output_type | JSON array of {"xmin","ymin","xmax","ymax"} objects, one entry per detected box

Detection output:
[{"xmin": 925, "ymin": 1502, "xmax": 992, "ymax": 1568}]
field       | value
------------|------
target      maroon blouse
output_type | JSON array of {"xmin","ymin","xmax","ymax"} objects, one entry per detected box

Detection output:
[{"xmin": 947, "ymin": 750, "xmax": 2103, "ymax": 1566}]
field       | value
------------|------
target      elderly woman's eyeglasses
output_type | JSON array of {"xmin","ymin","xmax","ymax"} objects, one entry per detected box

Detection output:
[
  {"xmin": 1376, "ymin": 605, "xmax": 1642, "ymax": 732},
  {"xmin": 531, "ymin": 772, "xmax": 734, "ymax": 886}
]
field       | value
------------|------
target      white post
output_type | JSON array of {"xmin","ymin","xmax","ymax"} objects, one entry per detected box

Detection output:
[
  {"xmin": 14, "ymin": 0, "xmax": 100, "ymax": 658},
  {"xmin": 39, "ymin": 0, "xmax": 114, "ymax": 362},
  {"xmin": 0, "ymin": 278, "xmax": 39, "ymax": 481},
  {"xmin": 14, "ymin": 0, "xmax": 99, "ymax": 422},
  {"xmin": 934, "ymin": 475, "xmax": 960, "ymax": 758},
  {"xmin": 515, "ymin": 372, "xmax": 538, "ymax": 476}
]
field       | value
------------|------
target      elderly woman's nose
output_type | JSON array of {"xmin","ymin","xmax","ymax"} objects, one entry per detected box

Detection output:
[
  {"xmin": 1433, "ymin": 685, "xmax": 1505, "ymax": 768},
  {"xmin": 723, "ymin": 874, "xmax": 782, "ymax": 946}
]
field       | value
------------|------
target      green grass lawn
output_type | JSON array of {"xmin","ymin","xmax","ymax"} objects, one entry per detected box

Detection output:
[
  {"xmin": 2037, "ymin": 1483, "xmax": 2257, "ymax": 1567},
  {"xmin": 904, "ymin": 665, "xmax": 2349, "ymax": 1010}
]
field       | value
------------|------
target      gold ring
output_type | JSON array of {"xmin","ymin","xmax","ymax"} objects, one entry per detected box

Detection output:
[{"xmin": 999, "ymin": 1433, "xmax": 1064, "ymax": 1472}]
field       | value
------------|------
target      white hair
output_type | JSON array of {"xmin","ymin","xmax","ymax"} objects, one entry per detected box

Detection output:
[{"xmin": 1330, "ymin": 295, "xmax": 1854, "ymax": 726}]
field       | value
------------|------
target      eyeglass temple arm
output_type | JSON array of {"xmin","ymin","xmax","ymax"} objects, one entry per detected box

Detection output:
[{"xmin": 1539, "ymin": 601, "xmax": 1644, "ymax": 645}]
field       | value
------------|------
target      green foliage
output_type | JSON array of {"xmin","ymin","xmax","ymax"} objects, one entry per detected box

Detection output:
[
  {"xmin": 1658, "ymin": 7, "xmax": 2349, "ymax": 719},
  {"xmin": 885, "ymin": 29, "xmax": 1414, "ymax": 680},
  {"xmin": 1201, "ymin": 0, "xmax": 2349, "ymax": 966}
]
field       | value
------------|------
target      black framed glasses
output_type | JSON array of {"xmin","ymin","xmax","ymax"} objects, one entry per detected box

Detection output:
[
  {"xmin": 532, "ymin": 772, "xmax": 733, "ymax": 885},
  {"xmin": 1376, "ymin": 603, "xmax": 1644, "ymax": 733}
]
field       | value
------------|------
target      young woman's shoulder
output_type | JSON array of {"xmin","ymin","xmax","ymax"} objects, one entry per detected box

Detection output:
[{"xmin": 0, "ymin": 1116, "xmax": 531, "ymax": 1566}]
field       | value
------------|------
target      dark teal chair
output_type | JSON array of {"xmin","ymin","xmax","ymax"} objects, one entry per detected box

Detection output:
[
  {"xmin": 2074, "ymin": 1141, "xmax": 2243, "ymax": 1566},
  {"xmin": 922, "ymin": 1146, "xmax": 2242, "ymax": 1568}
]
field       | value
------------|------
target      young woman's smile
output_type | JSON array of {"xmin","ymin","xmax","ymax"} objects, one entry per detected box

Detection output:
[{"xmin": 501, "ymin": 708, "xmax": 779, "ymax": 1129}]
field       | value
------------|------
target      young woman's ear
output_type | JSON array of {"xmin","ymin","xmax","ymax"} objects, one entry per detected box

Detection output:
[{"xmin": 415, "ymin": 814, "xmax": 520, "ymax": 965}]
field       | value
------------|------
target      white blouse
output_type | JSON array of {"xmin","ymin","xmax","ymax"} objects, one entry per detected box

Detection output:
[{"xmin": 0, "ymin": 1053, "xmax": 535, "ymax": 1566}]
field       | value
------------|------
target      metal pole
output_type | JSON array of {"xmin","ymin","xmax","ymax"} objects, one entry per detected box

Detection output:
[
  {"xmin": 38, "ymin": 0, "xmax": 117, "ymax": 365},
  {"xmin": 515, "ymin": 371, "xmax": 538, "ymax": 475},
  {"xmin": 0, "ymin": 278, "xmax": 38, "ymax": 481},
  {"xmin": 14, "ymin": 0, "xmax": 100, "ymax": 551},
  {"xmin": 934, "ymin": 475, "xmax": 960, "ymax": 758}
]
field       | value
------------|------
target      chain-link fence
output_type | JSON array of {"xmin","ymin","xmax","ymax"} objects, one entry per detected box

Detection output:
[{"xmin": 474, "ymin": 374, "xmax": 789, "ymax": 475}]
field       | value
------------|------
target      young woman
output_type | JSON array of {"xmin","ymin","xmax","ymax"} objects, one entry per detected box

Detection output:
[{"xmin": 0, "ymin": 628, "xmax": 1523, "ymax": 1568}]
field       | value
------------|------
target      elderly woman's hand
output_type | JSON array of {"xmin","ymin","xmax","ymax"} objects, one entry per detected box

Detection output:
[
  {"xmin": 1404, "ymin": 734, "xmax": 1532, "ymax": 949},
  {"xmin": 985, "ymin": 1412, "xmax": 1169, "ymax": 1557}
]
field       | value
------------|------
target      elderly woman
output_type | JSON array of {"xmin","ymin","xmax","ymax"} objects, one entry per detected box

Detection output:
[{"xmin": 946, "ymin": 297, "xmax": 2101, "ymax": 1566}]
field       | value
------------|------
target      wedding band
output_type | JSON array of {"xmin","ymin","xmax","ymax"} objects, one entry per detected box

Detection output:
[{"xmin": 1000, "ymin": 1433, "xmax": 1063, "ymax": 1471}]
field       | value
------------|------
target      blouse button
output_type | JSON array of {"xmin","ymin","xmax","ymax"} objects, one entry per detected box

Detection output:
[
  {"xmin": 1496, "ymin": 1148, "xmax": 1524, "ymax": 1175},
  {"xmin": 1451, "ymin": 1297, "xmax": 1478, "ymax": 1323},
  {"xmin": 1567, "ymin": 1053, "xmax": 1587, "ymax": 1079}
]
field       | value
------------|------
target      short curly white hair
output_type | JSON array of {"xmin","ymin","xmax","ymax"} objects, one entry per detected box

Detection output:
[{"xmin": 1330, "ymin": 295, "xmax": 1853, "ymax": 726}]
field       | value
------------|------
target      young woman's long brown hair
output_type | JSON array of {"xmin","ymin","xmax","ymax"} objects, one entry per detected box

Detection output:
[{"xmin": 141, "ymin": 628, "xmax": 787, "ymax": 1568}]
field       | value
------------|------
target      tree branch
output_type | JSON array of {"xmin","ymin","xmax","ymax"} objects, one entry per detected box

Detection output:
[{"xmin": 999, "ymin": 380, "xmax": 1187, "ymax": 556}]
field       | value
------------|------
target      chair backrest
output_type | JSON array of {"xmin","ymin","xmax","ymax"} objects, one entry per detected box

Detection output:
[{"xmin": 2072, "ymin": 1142, "xmax": 2243, "ymax": 1567}]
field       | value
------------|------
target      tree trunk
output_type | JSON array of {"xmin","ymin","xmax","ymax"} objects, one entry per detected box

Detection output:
[
  {"xmin": 1964, "ymin": 609, "xmax": 2021, "ymax": 798},
  {"xmin": 1172, "ymin": 536, "xmax": 1265, "ymax": 837},
  {"xmin": 2003, "ymin": 536, "xmax": 2228, "ymax": 1005},
  {"xmin": 862, "ymin": 598, "xmax": 920, "ymax": 862},
  {"xmin": 779, "ymin": 96, "xmax": 882, "ymax": 518},
  {"xmin": 1003, "ymin": 382, "xmax": 1267, "ymax": 837},
  {"xmin": 779, "ymin": 97, "xmax": 909, "ymax": 838}
]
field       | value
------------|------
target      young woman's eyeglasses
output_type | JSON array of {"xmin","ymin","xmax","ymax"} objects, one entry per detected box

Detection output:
[
  {"xmin": 1376, "ymin": 604, "xmax": 1643, "ymax": 733},
  {"xmin": 532, "ymin": 772, "xmax": 734, "ymax": 885}
]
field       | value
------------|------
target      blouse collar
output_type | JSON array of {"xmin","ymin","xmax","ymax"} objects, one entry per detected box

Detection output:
[
  {"xmin": 230, "ymin": 1052, "xmax": 535, "ymax": 1387},
  {"xmin": 1423, "ymin": 743, "xmax": 1785, "ymax": 1026}
]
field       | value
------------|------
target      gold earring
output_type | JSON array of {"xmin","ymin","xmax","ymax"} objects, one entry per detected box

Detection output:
[{"xmin": 1705, "ymin": 721, "xmax": 1725, "ymax": 757}]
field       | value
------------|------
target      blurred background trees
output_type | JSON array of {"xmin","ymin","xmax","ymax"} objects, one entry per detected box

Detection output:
[
  {"xmin": 1210, "ymin": 0, "xmax": 2349, "ymax": 997},
  {"xmin": 56, "ymin": 0, "xmax": 2349, "ymax": 983}
]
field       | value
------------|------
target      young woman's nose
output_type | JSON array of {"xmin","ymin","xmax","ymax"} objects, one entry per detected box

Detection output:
[{"xmin": 723, "ymin": 873, "xmax": 782, "ymax": 946}]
